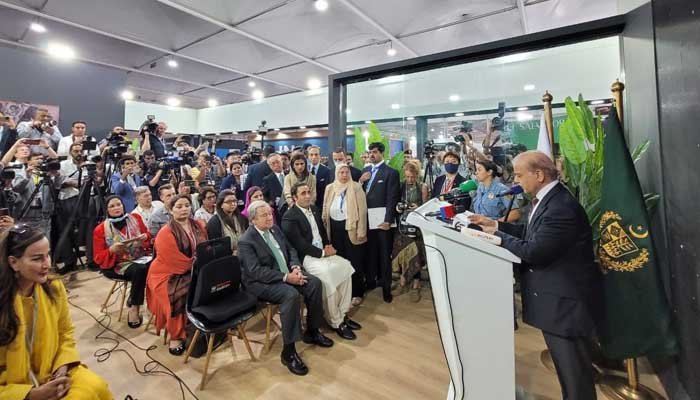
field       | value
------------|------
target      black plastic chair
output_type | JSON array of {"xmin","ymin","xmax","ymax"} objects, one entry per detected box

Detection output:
[{"xmin": 183, "ymin": 252, "xmax": 259, "ymax": 390}]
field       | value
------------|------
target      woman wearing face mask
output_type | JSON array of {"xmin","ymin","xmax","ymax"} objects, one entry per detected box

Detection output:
[
  {"xmin": 93, "ymin": 195, "xmax": 152, "ymax": 329},
  {"xmin": 146, "ymin": 195, "xmax": 207, "ymax": 356},
  {"xmin": 283, "ymin": 154, "xmax": 317, "ymax": 207},
  {"xmin": 430, "ymin": 151, "xmax": 467, "ymax": 199},
  {"xmin": 0, "ymin": 226, "xmax": 112, "ymax": 399}
]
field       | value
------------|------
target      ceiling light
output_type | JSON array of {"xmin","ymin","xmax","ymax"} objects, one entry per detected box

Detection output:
[
  {"xmin": 517, "ymin": 113, "xmax": 533, "ymax": 121},
  {"xmin": 406, "ymin": 116, "xmax": 415, "ymax": 121},
  {"xmin": 449, "ymin": 94, "xmax": 460, "ymax": 102},
  {"xmin": 387, "ymin": 42, "xmax": 397, "ymax": 57},
  {"xmin": 166, "ymin": 97, "xmax": 181, "ymax": 107},
  {"xmin": 120, "ymin": 90, "xmax": 134, "ymax": 100},
  {"xmin": 252, "ymin": 90, "xmax": 265, "ymax": 100},
  {"xmin": 274, "ymin": 128, "xmax": 280, "ymax": 131},
  {"xmin": 248, "ymin": 81, "xmax": 256, "ymax": 88},
  {"xmin": 307, "ymin": 78, "xmax": 322, "ymax": 90},
  {"xmin": 365, "ymin": 120, "xmax": 372, "ymax": 124},
  {"xmin": 167, "ymin": 58, "xmax": 178, "ymax": 68},
  {"xmin": 590, "ymin": 100, "xmax": 605, "ymax": 105},
  {"xmin": 439, "ymin": 134, "xmax": 445, "ymax": 140},
  {"xmin": 430, "ymin": 128, "xmax": 435, "ymax": 132},
  {"xmin": 517, "ymin": 107, "xmax": 529, "ymax": 111},
  {"xmin": 207, "ymin": 99, "xmax": 218, "ymax": 107},
  {"xmin": 315, "ymin": 0, "xmax": 329, "ymax": 11},
  {"xmin": 30, "ymin": 22, "xmax": 46, "ymax": 33},
  {"xmin": 47, "ymin": 42, "xmax": 75, "ymax": 60},
  {"xmin": 455, "ymin": 112, "xmax": 464, "ymax": 117},
  {"xmin": 300, "ymin": 126, "xmax": 307, "ymax": 129},
  {"xmin": 345, "ymin": 108, "xmax": 351, "ymax": 114},
  {"xmin": 523, "ymin": 84, "xmax": 536, "ymax": 91},
  {"xmin": 391, "ymin": 103, "xmax": 400, "ymax": 110}
]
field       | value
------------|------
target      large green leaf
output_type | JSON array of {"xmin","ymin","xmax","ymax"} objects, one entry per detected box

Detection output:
[
  {"xmin": 353, "ymin": 127, "xmax": 365, "ymax": 169},
  {"xmin": 564, "ymin": 97, "xmax": 587, "ymax": 146},
  {"xmin": 579, "ymin": 94, "xmax": 596, "ymax": 144},
  {"xmin": 631, "ymin": 140, "xmax": 650, "ymax": 165},
  {"xmin": 559, "ymin": 118, "xmax": 587, "ymax": 165},
  {"xmin": 388, "ymin": 151, "xmax": 405, "ymax": 181}
]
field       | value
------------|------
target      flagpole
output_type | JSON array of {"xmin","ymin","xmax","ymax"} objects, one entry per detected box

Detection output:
[
  {"xmin": 598, "ymin": 79, "xmax": 665, "ymax": 400},
  {"xmin": 542, "ymin": 91, "xmax": 555, "ymax": 155}
]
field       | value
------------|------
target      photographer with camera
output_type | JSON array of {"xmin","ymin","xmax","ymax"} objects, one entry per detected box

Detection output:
[
  {"xmin": 191, "ymin": 151, "xmax": 223, "ymax": 190},
  {"xmin": 20, "ymin": 151, "xmax": 63, "ymax": 239},
  {"xmin": 16, "ymin": 108, "xmax": 62, "ymax": 155},
  {"xmin": 111, "ymin": 156, "xmax": 142, "ymax": 213},
  {"xmin": 243, "ymin": 145, "xmax": 276, "ymax": 193},
  {"xmin": 140, "ymin": 150, "xmax": 165, "ymax": 199},
  {"xmin": 0, "ymin": 111, "xmax": 18, "ymax": 157},
  {"xmin": 140, "ymin": 119, "xmax": 168, "ymax": 159},
  {"xmin": 57, "ymin": 121, "xmax": 102, "ymax": 157},
  {"xmin": 54, "ymin": 142, "xmax": 88, "ymax": 271}
]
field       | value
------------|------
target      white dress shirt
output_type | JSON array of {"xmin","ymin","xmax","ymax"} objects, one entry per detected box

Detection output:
[{"xmin": 329, "ymin": 191, "xmax": 347, "ymax": 221}]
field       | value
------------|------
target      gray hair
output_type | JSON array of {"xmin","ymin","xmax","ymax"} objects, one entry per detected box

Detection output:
[
  {"xmin": 247, "ymin": 200, "xmax": 270, "ymax": 220},
  {"xmin": 134, "ymin": 186, "xmax": 151, "ymax": 197}
]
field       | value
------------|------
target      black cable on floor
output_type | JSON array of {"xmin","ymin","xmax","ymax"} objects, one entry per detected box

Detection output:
[{"xmin": 67, "ymin": 295, "xmax": 200, "ymax": 400}]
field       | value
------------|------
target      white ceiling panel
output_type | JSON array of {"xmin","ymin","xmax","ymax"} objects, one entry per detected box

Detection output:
[
  {"xmin": 127, "ymin": 73, "xmax": 201, "ymax": 96},
  {"xmin": 166, "ymin": 0, "xmax": 291, "ymax": 25},
  {"xmin": 134, "ymin": 56, "xmax": 245, "ymax": 88},
  {"xmin": 525, "ymin": 0, "xmax": 618, "ymax": 33},
  {"xmin": 257, "ymin": 62, "xmax": 331, "ymax": 92},
  {"xmin": 214, "ymin": 78, "xmax": 294, "ymax": 99}
]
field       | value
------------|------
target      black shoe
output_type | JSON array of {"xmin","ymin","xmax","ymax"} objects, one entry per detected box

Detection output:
[
  {"xmin": 383, "ymin": 291, "xmax": 393, "ymax": 303},
  {"xmin": 344, "ymin": 318, "xmax": 362, "ymax": 331},
  {"xmin": 281, "ymin": 352, "xmax": 309, "ymax": 376},
  {"xmin": 302, "ymin": 331, "xmax": 334, "ymax": 348},
  {"xmin": 169, "ymin": 342, "xmax": 186, "ymax": 356},
  {"xmin": 128, "ymin": 315, "xmax": 143, "ymax": 329},
  {"xmin": 334, "ymin": 323, "xmax": 357, "ymax": 340}
]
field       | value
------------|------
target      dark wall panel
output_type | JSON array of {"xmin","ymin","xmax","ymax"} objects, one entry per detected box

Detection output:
[
  {"xmin": 0, "ymin": 45, "xmax": 126, "ymax": 139},
  {"xmin": 652, "ymin": 0, "xmax": 700, "ymax": 398}
]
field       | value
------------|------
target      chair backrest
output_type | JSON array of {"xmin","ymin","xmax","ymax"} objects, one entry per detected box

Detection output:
[
  {"xmin": 191, "ymin": 255, "xmax": 241, "ymax": 309},
  {"xmin": 194, "ymin": 236, "xmax": 232, "ymax": 273}
]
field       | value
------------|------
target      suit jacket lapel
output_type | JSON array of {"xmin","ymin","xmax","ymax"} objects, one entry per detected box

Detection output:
[
  {"xmin": 528, "ymin": 183, "xmax": 563, "ymax": 232},
  {"xmin": 292, "ymin": 206, "xmax": 312, "ymax": 234},
  {"xmin": 251, "ymin": 228, "xmax": 276, "ymax": 266}
]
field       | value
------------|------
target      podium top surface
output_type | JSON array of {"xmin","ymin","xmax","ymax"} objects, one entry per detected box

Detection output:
[{"xmin": 406, "ymin": 199, "xmax": 521, "ymax": 264}]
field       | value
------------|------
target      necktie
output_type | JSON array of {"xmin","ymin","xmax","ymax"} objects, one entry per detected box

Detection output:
[
  {"xmin": 366, "ymin": 166, "xmax": 378, "ymax": 191},
  {"xmin": 311, "ymin": 165, "xmax": 316, "ymax": 175},
  {"xmin": 262, "ymin": 230, "xmax": 289, "ymax": 273},
  {"xmin": 278, "ymin": 173, "xmax": 284, "ymax": 187}
]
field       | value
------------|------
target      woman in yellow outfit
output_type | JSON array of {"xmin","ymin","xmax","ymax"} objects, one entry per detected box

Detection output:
[{"xmin": 0, "ymin": 225, "xmax": 112, "ymax": 400}]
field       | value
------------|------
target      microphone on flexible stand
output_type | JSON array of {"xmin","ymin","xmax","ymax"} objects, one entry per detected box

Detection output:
[{"xmin": 498, "ymin": 185, "xmax": 523, "ymax": 221}]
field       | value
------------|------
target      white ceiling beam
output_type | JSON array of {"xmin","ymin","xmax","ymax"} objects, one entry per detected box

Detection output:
[
  {"xmin": 0, "ymin": 37, "xmax": 250, "ymax": 97},
  {"xmin": 155, "ymin": 0, "xmax": 341, "ymax": 73},
  {"xmin": 0, "ymin": 0, "xmax": 304, "ymax": 92},
  {"xmin": 336, "ymin": 0, "xmax": 418, "ymax": 58},
  {"xmin": 516, "ymin": 0, "xmax": 530, "ymax": 34}
]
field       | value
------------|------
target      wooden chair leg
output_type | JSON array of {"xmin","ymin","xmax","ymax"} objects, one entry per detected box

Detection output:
[
  {"xmin": 163, "ymin": 330, "xmax": 168, "ymax": 345},
  {"xmin": 184, "ymin": 330, "xmax": 200, "ymax": 364},
  {"xmin": 199, "ymin": 334, "xmax": 215, "ymax": 390},
  {"xmin": 101, "ymin": 281, "xmax": 119, "ymax": 313},
  {"xmin": 264, "ymin": 305, "xmax": 273, "ymax": 354},
  {"xmin": 117, "ymin": 282, "xmax": 128, "ymax": 322},
  {"xmin": 238, "ymin": 324, "xmax": 256, "ymax": 361},
  {"xmin": 227, "ymin": 330, "xmax": 237, "ymax": 359}
]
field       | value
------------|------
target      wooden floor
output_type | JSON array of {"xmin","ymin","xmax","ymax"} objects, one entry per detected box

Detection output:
[{"xmin": 64, "ymin": 271, "xmax": 666, "ymax": 400}]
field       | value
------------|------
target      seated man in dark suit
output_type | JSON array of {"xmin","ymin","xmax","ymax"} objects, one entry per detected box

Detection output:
[
  {"xmin": 238, "ymin": 200, "xmax": 334, "ymax": 376},
  {"xmin": 281, "ymin": 182, "xmax": 360, "ymax": 340},
  {"xmin": 261, "ymin": 153, "xmax": 286, "ymax": 224},
  {"xmin": 469, "ymin": 151, "xmax": 603, "ymax": 400}
]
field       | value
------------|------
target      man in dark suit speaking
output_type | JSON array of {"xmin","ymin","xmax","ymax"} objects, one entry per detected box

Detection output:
[
  {"xmin": 469, "ymin": 151, "xmax": 603, "ymax": 400},
  {"xmin": 238, "ymin": 200, "xmax": 334, "ymax": 376}
]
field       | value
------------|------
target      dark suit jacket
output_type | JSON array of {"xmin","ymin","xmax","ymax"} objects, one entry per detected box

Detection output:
[
  {"xmin": 219, "ymin": 174, "xmax": 246, "ymax": 211},
  {"xmin": 262, "ymin": 172, "xmax": 285, "ymax": 224},
  {"xmin": 495, "ymin": 183, "xmax": 604, "ymax": 338},
  {"xmin": 311, "ymin": 163, "xmax": 331, "ymax": 208},
  {"xmin": 362, "ymin": 162, "xmax": 400, "ymax": 224},
  {"xmin": 243, "ymin": 160, "xmax": 272, "ymax": 193},
  {"xmin": 331, "ymin": 165, "xmax": 362, "ymax": 182},
  {"xmin": 0, "ymin": 127, "xmax": 18, "ymax": 157},
  {"xmin": 205, "ymin": 212, "xmax": 248, "ymax": 241},
  {"xmin": 237, "ymin": 225, "xmax": 301, "ymax": 286},
  {"xmin": 430, "ymin": 173, "xmax": 467, "ymax": 199},
  {"xmin": 281, "ymin": 205, "xmax": 329, "ymax": 261}
]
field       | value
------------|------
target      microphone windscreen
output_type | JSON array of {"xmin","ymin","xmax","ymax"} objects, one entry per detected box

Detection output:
[
  {"xmin": 459, "ymin": 180, "xmax": 478, "ymax": 193},
  {"xmin": 511, "ymin": 185, "xmax": 524, "ymax": 195}
]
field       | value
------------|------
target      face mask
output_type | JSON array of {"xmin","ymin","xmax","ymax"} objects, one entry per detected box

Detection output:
[
  {"xmin": 444, "ymin": 163, "xmax": 459, "ymax": 174},
  {"xmin": 108, "ymin": 214, "xmax": 127, "ymax": 223}
]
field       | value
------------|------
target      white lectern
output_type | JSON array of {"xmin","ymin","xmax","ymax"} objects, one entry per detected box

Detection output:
[{"xmin": 407, "ymin": 199, "xmax": 521, "ymax": 400}]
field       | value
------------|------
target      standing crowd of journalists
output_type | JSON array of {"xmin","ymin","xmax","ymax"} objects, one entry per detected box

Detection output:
[{"xmin": 0, "ymin": 109, "xmax": 599, "ymax": 399}]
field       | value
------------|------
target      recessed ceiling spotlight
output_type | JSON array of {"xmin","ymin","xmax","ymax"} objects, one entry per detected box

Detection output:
[
  {"xmin": 300, "ymin": 126, "xmax": 307, "ymax": 129},
  {"xmin": 449, "ymin": 94, "xmax": 460, "ymax": 102},
  {"xmin": 517, "ymin": 107, "xmax": 529, "ymax": 111},
  {"xmin": 365, "ymin": 120, "xmax": 372, "ymax": 124},
  {"xmin": 166, "ymin": 97, "xmax": 181, "ymax": 107},
  {"xmin": 252, "ymin": 90, "xmax": 265, "ymax": 100},
  {"xmin": 523, "ymin": 84, "xmax": 536, "ymax": 91},
  {"xmin": 387, "ymin": 42, "xmax": 397, "ymax": 57},
  {"xmin": 455, "ymin": 112, "xmax": 464, "ymax": 117},
  {"xmin": 315, "ymin": 0, "xmax": 329, "ymax": 12},
  {"xmin": 167, "ymin": 58, "xmax": 178, "ymax": 68},
  {"xmin": 47, "ymin": 42, "xmax": 75, "ymax": 60},
  {"xmin": 120, "ymin": 90, "xmax": 134, "ymax": 101},
  {"xmin": 590, "ymin": 100, "xmax": 605, "ymax": 105},
  {"xmin": 30, "ymin": 22, "xmax": 46, "ymax": 33},
  {"xmin": 406, "ymin": 116, "xmax": 414, "ymax": 121},
  {"xmin": 248, "ymin": 81, "xmax": 256, "ymax": 88},
  {"xmin": 430, "ymin": 128, "xmax": 435, "ymax": 132},
  {"xmin": 208, "ymin": 99, "xmax": 218, "ymax": 107},
  {"xmin": 391, "ymin": 103, "xmax": 400, "ymax": 110},
  {"xmin": 307, "ymin": 78, "xmax": 322, "ymax": 90}
]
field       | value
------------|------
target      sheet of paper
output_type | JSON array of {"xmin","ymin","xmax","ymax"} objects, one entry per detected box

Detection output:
[
  {"xmin": 132, "ymin": 255, "xmax": 153, "ymax": 264},
  {"xmin": 368, "ymin": 207, "xmax": 386, "ymax": 230}
]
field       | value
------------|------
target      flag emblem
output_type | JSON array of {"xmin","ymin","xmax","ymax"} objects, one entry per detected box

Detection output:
[{"xmin": 599, "ymin": 211, "xmax": 649, "ymax": 272}]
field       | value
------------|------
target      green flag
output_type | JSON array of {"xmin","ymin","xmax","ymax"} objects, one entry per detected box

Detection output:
[{"xmin": 598, "ymin": 107, "xmax": 677, "ymax": 359}]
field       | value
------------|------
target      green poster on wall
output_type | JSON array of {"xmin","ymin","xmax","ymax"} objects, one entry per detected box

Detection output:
[{"xmin": 506, "ymin": 114, "xmax": 567, "ymax": 150}]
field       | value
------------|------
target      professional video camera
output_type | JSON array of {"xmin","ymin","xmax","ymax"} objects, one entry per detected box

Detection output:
[
  {"xmin": 241, "ymin": 143, "xmax": 262, "ymax": 165},
  {"xmin": 104, "ymin": 131, "xmax": 131, "ymax": 161},
  {"xmin": 80, "ymin": 136, "xmax": 98, "ymax": 152},
  {"xmin": 36, "ymin": 158, "xmax": 62, "ymax": 175},
  {"xmin": 257, "ymin": 120, "xmax": 269, "ymax": 136},
  {"xmin": 40, "ymin": 114, "xmax": 58, "ymax": 130},
  {"xmin": 424, "ymin": 139, "xmax": 439, "ymax": 159},
  {"xmin": 140, "ymin": 114, "xmax": 158, "ymax": 136},
  {"xmin": 454, "ymin": 121, "xmax": 473, "ymax": 143}
]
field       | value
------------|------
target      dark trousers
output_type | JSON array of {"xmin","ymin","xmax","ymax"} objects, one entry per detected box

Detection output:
[
  {"xmin": 54, "ymin": 196, "xmax": 82, "ymax": 266},
  {"xmin": 330, "ymin": 219, "xmax": 365, "ymax": 297},
  {"xmin": 366, "ymin": 228, "xmax": 394, "ymax": 295},
  {"xmin": 102, "ymin": 262, "xmax": 150, "ymax": 306},
  {"xmin": 246, "ymin": 275, "xmax": 324, "ymax": 345},
  {"xmin": 543, "ymin": 331, "xmax": 597, "ymax": 400}
]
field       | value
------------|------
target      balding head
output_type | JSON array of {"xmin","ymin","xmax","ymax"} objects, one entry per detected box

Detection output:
[{"xmin": 512, "ymin": 150, "xmax": 558, "ymax": 195}]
